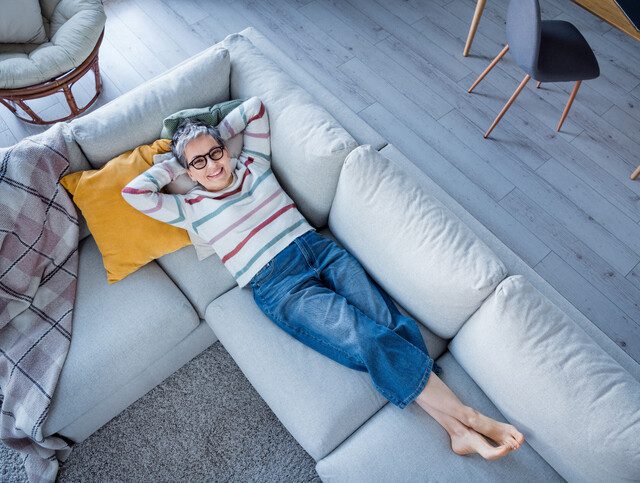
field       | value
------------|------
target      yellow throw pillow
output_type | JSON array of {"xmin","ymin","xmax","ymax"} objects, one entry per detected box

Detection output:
[{"xmin": 61, "ymin": 139, "xmax": 191, "ymax": 284}]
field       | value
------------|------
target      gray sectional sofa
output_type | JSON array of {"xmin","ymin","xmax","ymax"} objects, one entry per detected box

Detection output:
[{"xmin": 37, "ymin": 28, "xmax": 639, "ymax": 481}]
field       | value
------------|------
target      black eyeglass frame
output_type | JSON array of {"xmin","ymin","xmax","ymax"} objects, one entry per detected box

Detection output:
[{"xmin": 188, "ymin": 146, "xmax": 225, "ymax": 170}]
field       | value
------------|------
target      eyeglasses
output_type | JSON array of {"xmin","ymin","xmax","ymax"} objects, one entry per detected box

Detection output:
[{"xmin": 188, "ymin": 146, "xmax": 225, "ymax": 170}]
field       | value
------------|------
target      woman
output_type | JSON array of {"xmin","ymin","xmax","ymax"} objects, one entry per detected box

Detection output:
[{"xmin": 122, "ymin": 97, "xmax": 525, "ymax": 460}]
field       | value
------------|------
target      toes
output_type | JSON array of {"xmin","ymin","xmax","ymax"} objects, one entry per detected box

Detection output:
[
  {"xmin": 506, "ymin": 437, "xmax": 520, "ymax": 450},
  {"xmin": 486, "ymin": 445, "xmax": 510, "ymax": 461},
  {"xmin": 502, "ymin": 442, "xmax": 514, "ymax": 451},
  {"xmin": 509, "ymin": 429, "xmax": 525, "ymax": 446}
]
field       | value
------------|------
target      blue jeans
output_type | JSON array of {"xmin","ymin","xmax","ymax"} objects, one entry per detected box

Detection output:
[{"xmin": 249, "ymin": 230, "xmax": 443, "ymax": 409}]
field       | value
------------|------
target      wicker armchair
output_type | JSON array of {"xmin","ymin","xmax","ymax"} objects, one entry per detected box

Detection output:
[{"xmin": 0, "ymin": 0, "xmax": 106, "ymax": 125}]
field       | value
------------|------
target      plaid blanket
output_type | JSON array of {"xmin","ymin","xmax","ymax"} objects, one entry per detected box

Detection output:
[{"xmin": 0, "ymin": 123, "xmax": 79, "ymax": 482}]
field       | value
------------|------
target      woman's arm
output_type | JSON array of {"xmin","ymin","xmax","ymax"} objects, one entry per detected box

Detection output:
[
  {"xmin": 218, "ymin": 96, "xmax": 271, "ymax": 163},
  {"xmin": 121, "ymin": 157, "xmax": 194, "ymax": 231}
]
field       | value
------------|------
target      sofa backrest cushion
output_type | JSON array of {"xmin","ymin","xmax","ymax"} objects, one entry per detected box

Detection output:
[
  {"xmin": 70, "ymin": 46, "xmax": 230, "ymax": 168},
  {"xmin": 328, "ymin": 145, "xmax": 507, "ymax": 339},
  {"xmin": 220, "ymin": 33, "xmax": 358, "ymax": 228},
  {"xmin": 449, "ymin": 275, "xmax": 640, "ymax": 482}
]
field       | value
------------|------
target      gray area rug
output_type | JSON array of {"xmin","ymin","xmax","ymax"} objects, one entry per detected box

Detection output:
[{"xmin": 1, "ymin": 342, "xmax": 320, "ymax": 482}]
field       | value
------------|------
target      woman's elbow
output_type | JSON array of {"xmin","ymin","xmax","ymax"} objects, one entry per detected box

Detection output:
[{"xmin": 120, "ymin": 186, "xmax": 148, "ymax": 206}]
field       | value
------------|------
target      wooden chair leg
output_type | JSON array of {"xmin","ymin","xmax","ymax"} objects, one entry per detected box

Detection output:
[
  {"xmin": 557, "ymin": 80, "xmax": 582, "ymax": 132},
  {"xmin": 484, "ymin": 74, "xmax": 531, "ymax": 139},
  {"xmin": 0, "ymin": 97, "xmax": 18, "ymax": 114},
  {"xmin": 63, "ymin": 85, "xmax": 79, "ymax": 114},
  {"xmin": 631, "ymin": 164, "xmax": 640, "ymax": 180},
  {"xmin": 15, "ymin": 99, "xmax": 45, "ymax": 124},
  {"xmin": 93, "ymin": 56, "xmax": 102, "ymax": 93},
  {"xmin": 464, "ymin": 0, "xmax": 487, "ymax": 57},
  {"xmin": 468, "ymin": 45, "xmax": 510, "ymax": 93}
]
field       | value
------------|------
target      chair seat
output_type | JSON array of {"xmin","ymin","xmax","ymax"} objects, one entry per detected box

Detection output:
[{"xmin": 536, "ymin": 20, "xmax": 599, "ymax": 82}]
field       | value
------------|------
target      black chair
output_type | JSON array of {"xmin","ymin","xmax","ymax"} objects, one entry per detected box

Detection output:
[{"xmin": 467, "ymin": 0, "xmax": 599, "ymax": 138}]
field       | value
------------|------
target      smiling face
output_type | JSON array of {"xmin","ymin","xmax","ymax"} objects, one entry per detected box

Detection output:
[{"xmin": 184, "ymin": 134, "xmax": 234, "ymax": 192}]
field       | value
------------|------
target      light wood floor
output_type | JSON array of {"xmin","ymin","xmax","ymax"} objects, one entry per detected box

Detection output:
[{"xmin": 3, "ymin": 0, "xmax": 640, "ymax": 364}]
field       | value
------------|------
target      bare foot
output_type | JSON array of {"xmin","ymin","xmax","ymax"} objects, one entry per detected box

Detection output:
[
  {"xmin": 467, "ymin": 410, "xmax": 525, "ymax": 450},
  {"xmin": 450, "ymin": 426, "xmax": 517, "ymax": 461}
]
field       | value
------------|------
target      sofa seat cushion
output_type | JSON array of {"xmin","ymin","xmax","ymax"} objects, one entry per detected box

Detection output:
[
  {"xmin": 219, "ymin": 32, "xmax": 358, "ymax": 228},
  {"xmin": 70, "ymin": 46, "xmax": 230, "ymax": 167},
  {"xmin": 205, "ymin": 230, "xmax": 449, "ymax": 460},
  {"xmin": 43, "ymin": 235, "xmax": 200, "ymax": 436},
  {"xmin": 315, "ymin": 352, "xmax": 563, "ymax": 482},
  {"xmin": 205, "ymin": 286, "xmax": 385, "ymax": 461},
  {"xmin": 155, "ymin": 245, "xmax": 237, "ymax": 320},
  {"xmin": 449, "ymin": 275, "xmax": 640, "ymax": 482},
  {"xmin": 329, "ymin": 145, "xmax": 507, "ymax": 339}
]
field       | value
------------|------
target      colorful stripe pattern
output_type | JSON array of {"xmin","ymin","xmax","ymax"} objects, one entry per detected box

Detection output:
[{"xmin": 207, "ymin": 187, "xmax": 283, "ymax": 245}]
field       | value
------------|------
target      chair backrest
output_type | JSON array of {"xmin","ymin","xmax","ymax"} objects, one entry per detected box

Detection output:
[
  {"xmin": 39, "ymin": 0, "xmax": 63, "ymax": 21},
  {"xmin": 506, "ymin": 0, "xmax": 541, "ymax": 75}
]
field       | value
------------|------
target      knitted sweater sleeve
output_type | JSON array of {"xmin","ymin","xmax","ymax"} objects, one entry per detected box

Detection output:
[
  {"xmin": 217, "ymin": 96, "xmax": 271, "ymax": 165},
  {"xmin": 120, "ymin": 157, "xmax": 195, "ymax": 232}
]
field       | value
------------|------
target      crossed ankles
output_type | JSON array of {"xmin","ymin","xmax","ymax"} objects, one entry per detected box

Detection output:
[
  {"xmin": 450, "ymin": 425, "xmax": 523, "ymax": 461},
  {"xmin": 466, "ymin": 410, "xmax": 526, "ymax": 453}
]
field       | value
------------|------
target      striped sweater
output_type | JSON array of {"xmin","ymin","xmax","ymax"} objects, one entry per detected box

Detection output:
[{"xmin": 121, "ymin": 96, "xmax": 314, "ymax": 288}]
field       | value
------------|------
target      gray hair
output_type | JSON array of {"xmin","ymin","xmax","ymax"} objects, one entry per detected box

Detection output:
[{"xmin": 171, "ymin": 118, "xmax": 225, "ymax": 168}]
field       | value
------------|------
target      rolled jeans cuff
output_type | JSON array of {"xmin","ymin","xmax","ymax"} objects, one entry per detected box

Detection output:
[{"xmin": 396, "ymin": 355, "xmax": 435, "ymax": 409}]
